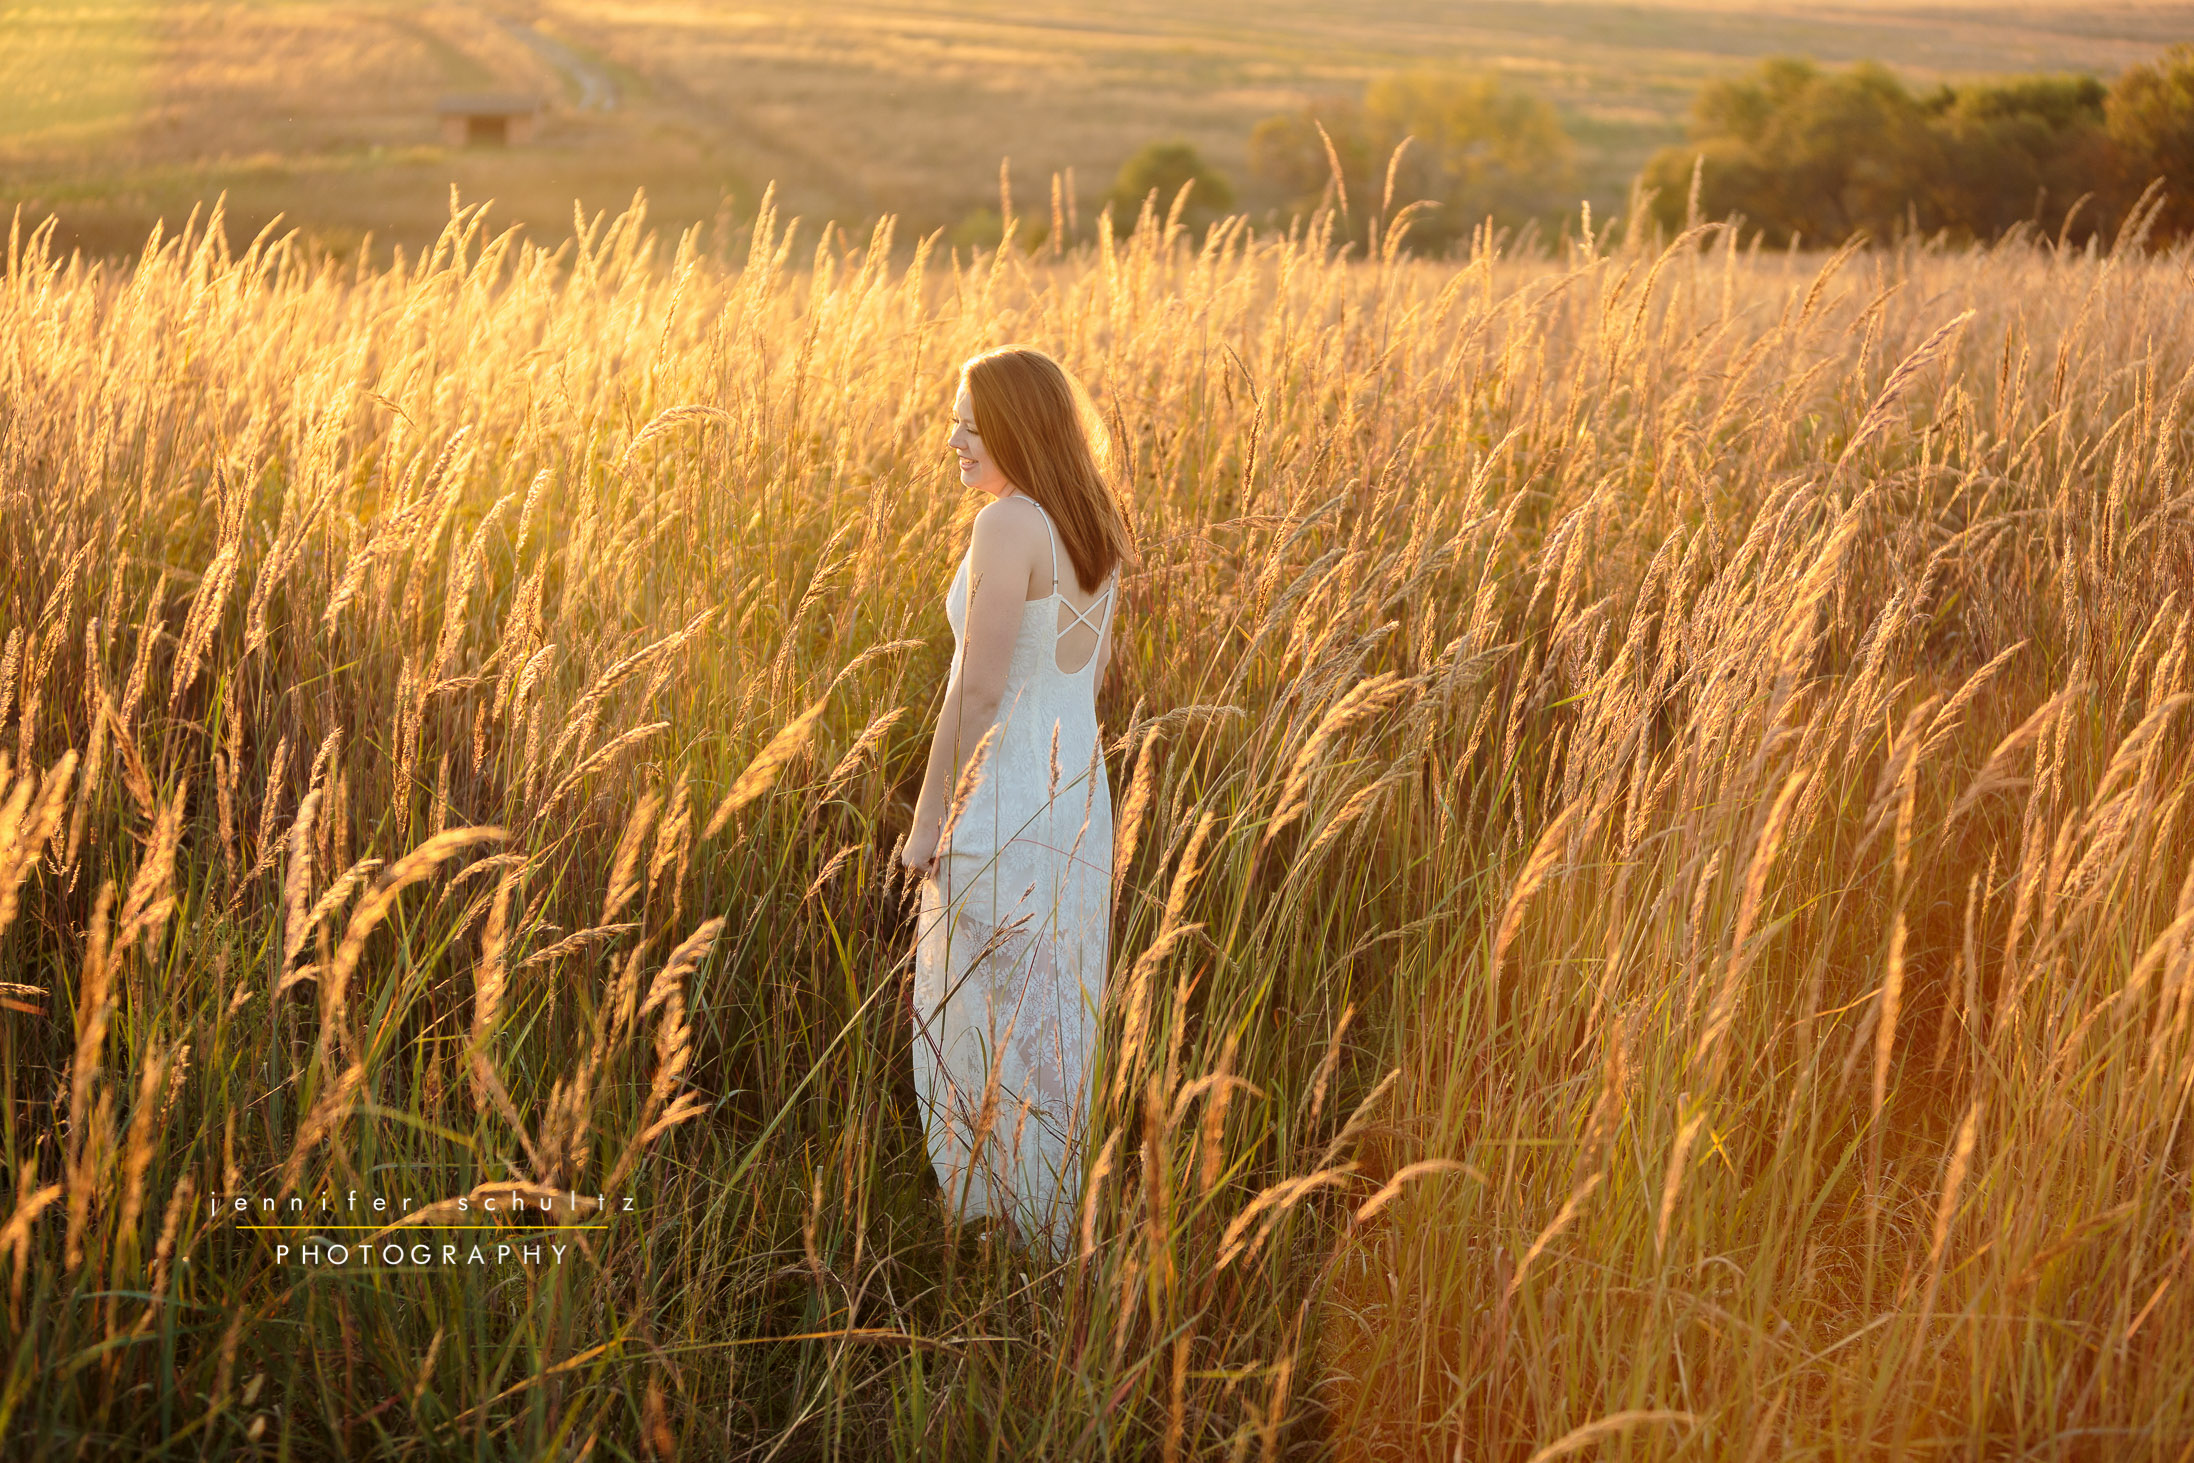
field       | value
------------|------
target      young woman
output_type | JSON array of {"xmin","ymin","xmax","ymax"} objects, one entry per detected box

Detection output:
[{"xmin": 899, "ymin": 346, "xmax": 1134, "ymax": 1252}]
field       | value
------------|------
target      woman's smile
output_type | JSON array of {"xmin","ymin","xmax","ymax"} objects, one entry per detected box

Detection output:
[{"xmin": 950, "ymin": 381, "xmax": 1007, "ymax": 494}]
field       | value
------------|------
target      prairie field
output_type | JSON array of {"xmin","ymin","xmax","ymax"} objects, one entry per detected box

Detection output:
[
  {"xmin": 5, "ymin": 0, "xmax": 2193, "ymax": 257},
  {"xmin": 5, "ymin": 193, "xmax": 2194, "ymax": 1461}
]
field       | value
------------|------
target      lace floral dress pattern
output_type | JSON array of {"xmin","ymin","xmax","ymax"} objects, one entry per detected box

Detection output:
[{"xmin": 913, "ymin": 498, "xmax": 1116, "ymax": 1249}]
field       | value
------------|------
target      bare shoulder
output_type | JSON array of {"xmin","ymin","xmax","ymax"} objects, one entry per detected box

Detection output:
[{"xmin": 967, "ymin": 496, "xmax": 1046, "ymax": 574}]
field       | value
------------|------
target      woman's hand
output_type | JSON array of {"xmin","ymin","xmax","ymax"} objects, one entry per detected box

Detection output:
[{"xmin": 900, "ymin": 825, "xmax": 940, "ymax": 880}]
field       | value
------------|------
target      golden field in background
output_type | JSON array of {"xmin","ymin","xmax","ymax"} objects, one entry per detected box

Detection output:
[
  {"xmin": 3, "ymin": 193, "xmax": 2194, "ymax": 1457},
  {"xmin": 5, "ymin": 0, "xmax": 2194, "ymax": 257}
]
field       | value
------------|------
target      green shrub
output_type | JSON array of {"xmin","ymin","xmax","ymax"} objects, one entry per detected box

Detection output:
[{"xmin": 1105, "ymin": 141, "xmax": 1235, "ymax": 236}]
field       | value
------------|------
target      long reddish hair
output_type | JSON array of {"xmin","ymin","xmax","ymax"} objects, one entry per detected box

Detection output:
[{"xmin": 962, "ymin": 346, "xmax": 1134, "ymax": 592}]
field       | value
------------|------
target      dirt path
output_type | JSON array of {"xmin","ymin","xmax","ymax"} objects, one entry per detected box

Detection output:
[
  {"xmin": 494, "ymin": 14, "xmax": 616, "ymax": 111},
  {"xmin": 479, "ymin": 3, "xmax": 874, "ymax": 219}
]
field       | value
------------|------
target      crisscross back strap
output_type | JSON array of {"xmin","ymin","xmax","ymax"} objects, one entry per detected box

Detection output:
[
  {"xmin": 1057, "ymin": 582, "xmax": 1113, "ymax": 636},
  {"xmin": 1021, "ymin": 495, "xmax": 1115, "ymax": 656}
]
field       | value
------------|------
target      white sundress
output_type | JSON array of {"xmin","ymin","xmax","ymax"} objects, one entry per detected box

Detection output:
[{"xmin": 912, "ymin": 495, "xmax": 1118, "ymax": 1251}]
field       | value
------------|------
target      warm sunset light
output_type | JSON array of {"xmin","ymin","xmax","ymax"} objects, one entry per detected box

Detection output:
[{"xmin": 6, "ymin": 2, "xmax": 2194, "ymax": 1458}]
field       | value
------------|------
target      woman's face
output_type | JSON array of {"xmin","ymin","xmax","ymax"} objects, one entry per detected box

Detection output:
[{"xmin": 950, "ymin": 381, "xmax": 1011, "ymax": 498}]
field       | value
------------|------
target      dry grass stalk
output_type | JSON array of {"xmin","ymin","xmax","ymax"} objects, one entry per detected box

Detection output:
[
  {"xmin": 602, "ymin": 791, "xmax": 664, "ymax": 924},
  {"xmin": 705, "ymin": 695, "xmax": 830, "ymax": 837},
  {"xmin": 1352, "ymin": 1159, "xmax": 1478, "ymax": 1227},
  {"xmin": 0, "ymin": 752, "xmax": 78, "ymax": 937},
  {"xmin": 318, "ymin": 827, "xmax": 506, "ymax": 1063}
]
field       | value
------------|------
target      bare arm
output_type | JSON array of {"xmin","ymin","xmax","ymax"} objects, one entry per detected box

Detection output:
[
  {"xmin": 1091, "ymin": 614, "xmax": 1114, "ymax": 701},
  {"xmin": 903, "ymin": 504, "xmax": 1038, "ymax": 873}
]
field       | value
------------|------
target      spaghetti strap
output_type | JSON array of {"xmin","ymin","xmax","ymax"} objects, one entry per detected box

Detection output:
[
  {"xmin": 1017, "ymin": 493, "xmax": 1110, "ymax": 655},
  {"xmin": 1019, "ymin": 494, "xmax": 1061, "ymax": 597}
]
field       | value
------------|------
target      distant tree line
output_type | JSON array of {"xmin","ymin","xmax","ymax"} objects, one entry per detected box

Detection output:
[
  {"xmin": 1641, "ymin": 45, "xmax": 2194, "ymax": 246},
  {"xmin": 1245, "ymin": 72, "xmax": 1575, "ymax": 252},
  {"xmin": 1090, "ymin": 73, "xmax": 1572, "ymax": 255},
  {"xmin": 1090, "ymin": 43, "xmax": 2194, "ymax": 257}
]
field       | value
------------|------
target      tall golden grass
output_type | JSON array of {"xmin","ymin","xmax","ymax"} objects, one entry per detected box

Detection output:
[{"xmin": 3, "ymin": 190, "xmax": 2193, "ymax": 1458}]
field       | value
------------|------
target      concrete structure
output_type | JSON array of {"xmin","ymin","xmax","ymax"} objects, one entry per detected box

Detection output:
[{"xmin": 437, "ymin": 94, "xmax": 539, "ymax": 147}]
